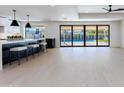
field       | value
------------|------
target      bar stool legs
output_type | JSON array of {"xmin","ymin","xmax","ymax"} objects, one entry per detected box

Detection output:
[
  {"xmin": 28, "ymin": 44, "xmax": 40, "ymax": 57},
  {"xmin": 44, "ymin": 45, "xmax": 47, "ymax": 52},
  {"xmin": 26, "ymin": 49, "xmax": 28, "ymax": 61},
  {"xmin": 43, "ymin": 45, "xmax": 47, "ymax": 52},
  {"xmin": 9, "ymin": 46, "xmax": 28, "ymax": 66},
  {"xmin": 9, "ymin": 51, "xmax": 12, "ymax": 65},
  {"xmin": 39, "ymin": 42, "xmax": 47, "ymax": 53},
  {"xmin": 38, "ymin": 47, "xmax": 40, "ymax": 56},
  {"xmin": 18, "ymin": 50, "xmax": 28, "ymax": 65},
  {"xmin": 18, "ymin": 51, "xmax": 20, "ymax": 65},
  {"xmin": 32, "ymin": 47, "xmax": 40, "ymax": 57},
  {"xmin": 32, "ymin": 48, "xmax": 35, "ymax": 57},
  {"xmin": 9, "ymin": 51, "xmax": 21, "ymax": 65}
]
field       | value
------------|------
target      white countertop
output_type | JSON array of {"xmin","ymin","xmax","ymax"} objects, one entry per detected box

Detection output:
[{"xmin": 0, "ymin": 38, "xmax": 45, "ymax": 45}]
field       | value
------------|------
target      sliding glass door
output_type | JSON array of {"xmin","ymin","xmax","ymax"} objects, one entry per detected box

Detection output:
[
  {"xmin": 60, "ymin": 26, "xmax": 72, "ymax": 46},
  {"xmin": 98, "ymin": 26, "xmax": 109, "ymax": 46},
  {"xmin": 85, "ymin": 26, "xmax": 97, "ymax": 46},
  {"xmin": 73, "ymin": 26, "xmax": 84, "ymax": 46},
  {"xmin": 60, "ymin": 25, "xmax": 110, "ymax": 47}
]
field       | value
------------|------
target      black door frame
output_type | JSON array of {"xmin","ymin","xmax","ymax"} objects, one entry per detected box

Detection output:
[{"xmin": 60, "ymin": 25, "xmax": 110, "ymax": 47}]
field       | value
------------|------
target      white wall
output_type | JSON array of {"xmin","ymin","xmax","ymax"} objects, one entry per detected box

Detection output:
[
  {"xmin": 0, "ymin": 18, "xmax": 21, "ymax": 39},
  {"xmin": 0, "ymin": 18, "xmax": 122, "ymax": 48},
  {"xmin": 28, "ymin": 21, "xmax": 122, "ymax": 48},
  {"xmin": 110, "ymin": 21, "xmax": 121, "ymax": 48},
  {"xmin": 121, "ymin": 20, "xmax": 124, "ymax": 48}
]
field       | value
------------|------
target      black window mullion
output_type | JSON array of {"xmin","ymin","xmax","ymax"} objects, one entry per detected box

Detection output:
[
  {"xmin": 60, "ymin": 25, "xmax": 61, "ymax": 47},
  {"xmin": 108, "ymin": 25, "xmax": 110, "ymax": 47},
  {"xmin": 84, "ymin": 25, "xmax": 86, "ymax": 47},
  {"xmin": 71, "ymin": 25, "xmax": 73, "ymax": 47},
  {"xmin": 96, "ymin": 25, "xmax": 98, "ymax": 46}
]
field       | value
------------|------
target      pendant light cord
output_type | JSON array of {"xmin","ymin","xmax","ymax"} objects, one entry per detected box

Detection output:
[
  {"xmin": 27, "ymin": 15, "xmax": 29, "ymax": 22},
  {"xmin": 13, "ymin": 10, "xmax": 16, "ymax": 20}
]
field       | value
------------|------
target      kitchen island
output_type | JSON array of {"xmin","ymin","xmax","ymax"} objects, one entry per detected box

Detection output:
[{"xmin": 0, "ymin": 38, "xmax": 45, "ymax": 70}]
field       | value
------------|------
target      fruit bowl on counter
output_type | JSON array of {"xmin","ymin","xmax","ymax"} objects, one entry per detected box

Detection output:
[{"xmin": 7, "ymin": 35, "xmax": 23, "ymax": 41}]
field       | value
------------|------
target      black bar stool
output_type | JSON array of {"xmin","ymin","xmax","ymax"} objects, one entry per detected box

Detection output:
[
  {"xmin": 39, "ymin": 42, "xmax": 47, "ymax": 52},
  {"xmin": 27, "ymin": 44, "xmax": 40, "ymax": 56},
  {"xmin": 9, "ymin": 46, "xmax": 28, "ymax": 65}
]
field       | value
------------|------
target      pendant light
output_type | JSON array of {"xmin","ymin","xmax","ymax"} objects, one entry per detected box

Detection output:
[
  {"xmin": 25, "ymin": 15, "xmax": 31, "ymax": 28},
  {"xmin": 10, "ymin": 10, "xmax": 19, "ymax": 26}
]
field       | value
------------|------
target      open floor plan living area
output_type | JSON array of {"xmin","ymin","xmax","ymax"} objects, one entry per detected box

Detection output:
[{"xmin": 0, "ymin": 5, "xmax": 124, "ymax": 87}]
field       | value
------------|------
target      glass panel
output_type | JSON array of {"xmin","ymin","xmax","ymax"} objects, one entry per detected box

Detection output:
[
  {"xmin": 60, "ymin": 26, "xmax": 72, "ymax": 46},
  {"xmin": 25, "ymin": 28, "xmax": 42, "ymax": 39},
  {"xmin": 98, "ymin": 26, "xmax": 109, "ymax": 46},
  {"xmin": 85, "ymin": 26, "xmax": 96, "ymax": 46},
  {"xmin": 73, "ymin": 26, "xmax": 84, "ymax": 46}
]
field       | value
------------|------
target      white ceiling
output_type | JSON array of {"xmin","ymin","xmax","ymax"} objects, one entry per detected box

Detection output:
[
  {"xmin": 0, "ymin": 5, "xmax": 124, "ymax": 21},
  {"xmin": 77, "ymin": 5, "xmax": 124, "ymax": 13}
]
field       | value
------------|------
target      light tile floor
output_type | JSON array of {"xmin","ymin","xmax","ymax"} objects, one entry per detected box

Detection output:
[{"xmin": 0, "ymin": 47, "xmax": 124, "ymax": 87}]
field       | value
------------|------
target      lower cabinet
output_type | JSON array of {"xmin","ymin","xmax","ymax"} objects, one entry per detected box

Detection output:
[{"xmin": 46, "ymin": 38, "xmax": 56, "ymax": 48}]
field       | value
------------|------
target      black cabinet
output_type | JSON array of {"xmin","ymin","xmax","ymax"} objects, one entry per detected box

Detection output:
[{"xmin": 46, "ymin": 38, "xmax": 55, "ymax": 48}]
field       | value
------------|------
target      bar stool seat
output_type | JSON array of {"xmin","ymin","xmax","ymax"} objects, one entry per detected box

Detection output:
[
  {"xmin": 10, "ymin": 46, "xmax": 27, "ymax": 51},
  {"xmin": 28, "ymin": 44, "xmax": 39, "ymax": 48},
  {"xmin": 40, "ymin": 42, "xmax": 47, "ymax": 46},
  {"xmin": 9, "ymin": 46, "xmax": 28, "ymax": 65}
]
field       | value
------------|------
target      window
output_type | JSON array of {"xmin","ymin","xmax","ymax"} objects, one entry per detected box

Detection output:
[{"xmin": 25, "ymin": 27, "xmax": 45, "ymax": 39}]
